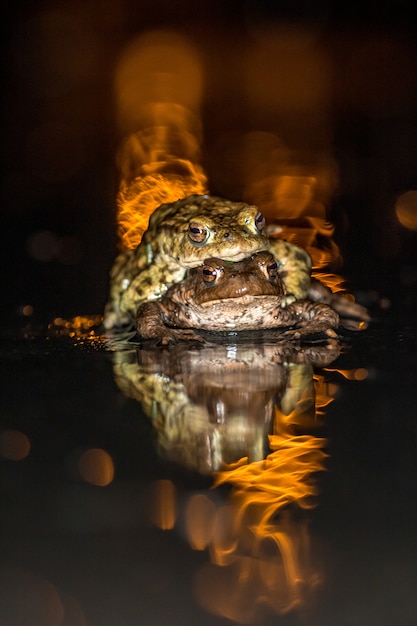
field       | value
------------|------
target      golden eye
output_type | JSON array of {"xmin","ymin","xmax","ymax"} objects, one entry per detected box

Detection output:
[
  {"xmin": 255, "ymin": 212, "xmax": 266, "ymax": 232},
  {"xmin": 267, "ymin": 259, "xmax": 278, "ymax": 278},
  {"xmin": 188, "ymin": 222, "xmax": 208, "ymax": 245},
  {"xmin": 202, "ymin": 265, "xmax": 218, "ymax": 284}
]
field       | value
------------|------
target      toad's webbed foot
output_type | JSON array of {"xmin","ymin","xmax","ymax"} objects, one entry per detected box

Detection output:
[
  {"xmin": 279, "ymin": 294, "xmax": 297, "ymax": 308},
  {"xmin": 291, "ymin": 301, "xmax": 340, "ymax": 337},
  {"xmin": 157, "ymin": 328, "xmax": 205, "ymax": 345}
]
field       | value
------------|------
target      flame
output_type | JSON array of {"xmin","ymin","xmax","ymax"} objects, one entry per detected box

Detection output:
[
  {"xmin": 323, "ymin": 367, "xmax": 368, "ymax": 381},
  {"xmin": 114, "ymin": 30, "xmax": 208, "ymax": 250}
]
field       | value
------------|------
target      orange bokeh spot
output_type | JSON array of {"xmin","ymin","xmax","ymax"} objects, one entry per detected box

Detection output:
[
  {"xmin": 78, "ymin": 448, "xmax": 114, "ymax": 486},
  {"xmin": 395, "ymin": 191, "xmax": 417, "ymax": 231},
  {"xmin": 184, "ymin": 494, "xmax": 217, "ymax": 551},
  {"xmin": 0, "ymin": 430, "xmax": 31, "ymax": 461},
  {"xmin": 148, "ymin": 479, "xmax": 177, "ymax": 530}
]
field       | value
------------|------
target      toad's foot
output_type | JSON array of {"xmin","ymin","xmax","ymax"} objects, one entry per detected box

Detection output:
[
  {"xmin": 280, "ymin": 294, "xmax": 296, "ymax": 308},
  {"xmin": 289, "ymin": 301, "xmax": 340, "ymax": 337}
]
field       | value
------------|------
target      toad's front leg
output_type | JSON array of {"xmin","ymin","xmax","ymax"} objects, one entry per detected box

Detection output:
[
  {"xmin": 290, "ymin": 300, "xmax": 340, "ymax": 337},
  {"xmin": 136, "ymin": 301, "xmax": 203, "ymax": 344}
]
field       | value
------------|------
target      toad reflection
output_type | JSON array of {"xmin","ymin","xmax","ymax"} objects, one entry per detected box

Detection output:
[{"xmin": 112, "ymin": 339, "xmax": 340, "ymax": 620}]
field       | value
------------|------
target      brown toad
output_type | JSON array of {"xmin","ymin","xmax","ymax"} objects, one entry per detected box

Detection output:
[{"xmin": 136, "ymin": 251, "xmax": 339, "ymax": 343}]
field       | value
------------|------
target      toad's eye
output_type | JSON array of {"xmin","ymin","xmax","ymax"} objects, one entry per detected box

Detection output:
[
  {"xmin": 266, "ymin": 260, "xmax": 278, "ymax": 279},
  {"xmin": 255, "ymin": 212, "xmax": 265, "ymax": 232},
  {"xmin": 202, "ymin": 265, "xmax": 219, "ymax": 284},
  {"xmin": 188, "ymin": 222, "xmax": 208, "ymax": 245}
]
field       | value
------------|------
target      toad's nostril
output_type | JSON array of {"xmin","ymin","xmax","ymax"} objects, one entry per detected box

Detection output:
[{"xmin": 224, "ymin": 232, "xmax": 230, "ymax": 238}]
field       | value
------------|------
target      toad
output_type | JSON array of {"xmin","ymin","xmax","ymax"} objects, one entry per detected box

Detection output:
[
  {"xmin": 104, "ymin": 195, "xmax": 311, "ymax": 328},
  {"xmin": 136, "ymin": 251, "xmax": 340, "ymax": 343}
]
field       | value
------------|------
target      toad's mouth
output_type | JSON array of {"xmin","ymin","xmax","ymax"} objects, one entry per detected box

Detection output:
[
  {"xmin": 195, "ymin": 294, "xmax": 280, "ymax": 307},
  {"xmin": 183, "ymin": 244, "xmax": 270, "ymax": 267}
]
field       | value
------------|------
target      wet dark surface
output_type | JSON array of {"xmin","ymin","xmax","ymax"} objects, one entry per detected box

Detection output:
[{"xmin": 1, "ymin": 314, "xmax": 417, "ymax": 626}]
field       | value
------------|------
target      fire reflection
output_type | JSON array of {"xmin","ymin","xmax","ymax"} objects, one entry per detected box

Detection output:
[
  {"xmin": 112, "ymin": 338, "xmax": 341, "ymax": 620},
  {"xmin": 195, "ymin": 406, "xmax": 327, "ymax": 619}
]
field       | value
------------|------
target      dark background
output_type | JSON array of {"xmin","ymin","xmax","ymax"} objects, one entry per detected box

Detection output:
[
  {"xmin": 2, "ymin": 0, "xmax": 417, "ymax": 328},
  {"xmin": 1, "ymin": 5, "xmax": 417, "ymax": 625}
]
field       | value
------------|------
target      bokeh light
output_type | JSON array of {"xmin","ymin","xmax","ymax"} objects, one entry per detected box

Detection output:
[
  {"xmin": 395, "ymin": 190, "xmax": 417, "ymax": 231},
  {"xmin": 114, "ymin": 29, "xmax": 208, "ymax": 248},
  {"xmin": 148, "ymin": 479, "xmax": 177, "ymax": 530},
  {"xmin": 78, "ymin": 448, "xmax": 114, "ymax": 487},
  {"xmin": 0, "ymin": 430, "xmax": 31, "ymax": 461},
  {"xmin": 0, "ymin": 568, "xmax": 64, "ymax": 626},
  {"xmin": 114, "ymin": 29, "xmax": 203, "ymax": 135},
  {"xmin": 0, "ymin": 567, "xmax": 89, "ymax": 626},
  {"xmin": 184, "ymin": 494, "xmax": 217, "ymax": 551}
]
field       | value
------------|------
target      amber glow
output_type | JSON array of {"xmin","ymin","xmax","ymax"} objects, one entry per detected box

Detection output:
[
  {"xmin": 313, "ymin": 374, "xmax": 339, "ymax": 416},
  {"xmin": 323, "ymin": 367, "xmax": 368, "ymax": 381},
  {"xmin": 78, "ymin": 448, "xmax": 114, "ymax": 486},
  {"xmin": 48, "ymin": 315, "xmax": 105, "ymax": 348},
  {"xmin": 148, "ymin": 479, "xmax": 177, "ymax": 530},
  {"xmin": 113, "ymin": 29, "xmax": 356, "ymax": 304},
  {"xmin": 114, "ymin": 30, "xmax": 208, "ymax": 250},
  {"xmin": 395, "ymin": 190, "xmax": 417, "ymax": 231},
  {"xmin": 21, "ymin": 304, "xmax": 34, "ymax": 316},
  {"xmin": 189, "ymin": 392, "xmax": 330, "ymax": 620},
  {"xmin": 184, "ymin": 494, "xmax": 217, "ymax": 550},
  {"xmin": 0, "ymin": 430, "xmax": 31, "ymax": 461},
  {"xmin": 137, "ymin": 360, "xmax": 348, "ymax": 622}
]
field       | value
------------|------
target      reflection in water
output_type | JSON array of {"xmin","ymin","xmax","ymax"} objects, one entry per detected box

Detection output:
[
  {"xmin": 113, "ymin": 337, "xmax": 340, "ymax": 621},
  {"xmin": 113, "ymin": 339, "xmax": 339, "ymax": 471}
]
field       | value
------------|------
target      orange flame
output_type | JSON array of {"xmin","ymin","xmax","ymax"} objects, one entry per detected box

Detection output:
[{"xmin": 114, "ymin": 30, "xmax": 208, "ymax": 250}]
